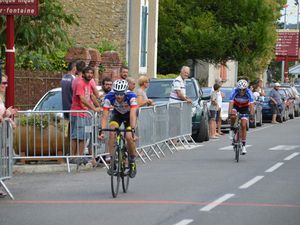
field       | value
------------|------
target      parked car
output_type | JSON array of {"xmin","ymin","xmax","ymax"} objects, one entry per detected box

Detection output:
[
  {"xmin": 33, "ymin": 86, "xmax": 103, "ymax": 112},
  {"xmin": 279, "ymin": 84, "xmax": 300, "ymax": 117},
  {"xmin": 278, "ymin": 87, "xmax": 295, "ymax": 119},
  {"xmin": 146, "ymin": 78, "xmax": 210, "ymax": 142}
]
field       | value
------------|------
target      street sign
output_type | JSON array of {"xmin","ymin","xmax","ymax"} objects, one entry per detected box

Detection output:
[
  {"xmin": 0, "ymin": 0, "xmax": 38, "ymax": 16},
  {"xmin": 275, "ymin": 30, "xmax": 299, "ymax": 58}
]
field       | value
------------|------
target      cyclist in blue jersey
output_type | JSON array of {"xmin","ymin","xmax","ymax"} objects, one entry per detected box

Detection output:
[
  {"xmin": 98, "ymin": 79, "xmax": 138, "ymax": 178},
  {"xmin": 228, "ymin": 79, "xmax": 255, "ymax": 155}
]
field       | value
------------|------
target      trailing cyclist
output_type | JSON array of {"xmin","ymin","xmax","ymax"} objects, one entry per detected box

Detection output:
[
  {"xmin": 98, "ymin": 79, "xmax": 138, "ymax": 178},
  {"xmin": 228, "ymin": 79, "xmax": 255, "ymax": 155}
]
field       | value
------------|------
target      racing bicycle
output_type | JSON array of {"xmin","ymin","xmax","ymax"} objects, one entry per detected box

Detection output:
[{"xmin": 99, "ymin": 128, "xmax": 133, "ymax": 198}]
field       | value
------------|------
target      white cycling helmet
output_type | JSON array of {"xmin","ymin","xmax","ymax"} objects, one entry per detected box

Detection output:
[
  {"xmin": 237, "ymin": 79, "xmax": 248, "ymax": 90},
  {"xmin": 113, "ymin": 79, "xmax": 128, "ymax": 92}
]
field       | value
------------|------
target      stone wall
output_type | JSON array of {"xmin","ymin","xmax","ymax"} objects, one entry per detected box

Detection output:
[{"xmin": 61, "ymin": 0, "xmax": 128, "ymax": 58}]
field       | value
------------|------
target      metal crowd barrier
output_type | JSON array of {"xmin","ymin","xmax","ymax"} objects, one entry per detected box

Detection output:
[
  {"xmin": 0, "ymin": 119, "xmax": 14, "ymax": 199},
  {"xmin": 13, "ymin": 110, "xmax": 107, "ymax": 172},
  {"xmin": 136, "ymin": 102, "xmax": 195, "ymax": 163},
  {"xmin": 12, "ymin": 102, "xmax": 195, "ymax": 171}
]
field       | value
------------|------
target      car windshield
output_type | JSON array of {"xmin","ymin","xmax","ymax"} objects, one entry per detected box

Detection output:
[
  {"xmin": 35, "ymin": 91, "xmax": 62, "ymax": 111},
  {"xmin": 147, "ymin": 80, "xmax": 197, "ymax": 100}
]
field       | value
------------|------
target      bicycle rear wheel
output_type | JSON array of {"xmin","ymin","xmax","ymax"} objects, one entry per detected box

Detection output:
[
  {"xmin": 110, "ymin": 150, "xmax": 121, "ymax": 198},
  {"xmin": 121, "ymin": 149, "xmax": 130, "ymax": 193}
]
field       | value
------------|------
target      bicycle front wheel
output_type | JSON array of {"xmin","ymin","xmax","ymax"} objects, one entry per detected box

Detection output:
[
  {"xmin": 234, "ymin": 131, "xmax": 240, "ymax": 162},
  {"xmin": 110, "ymin": 151, "xmax": 121, "ymax": 198},
  {"xmin": 121, "ymin": 149, "xmax": 130, "ymax": 193}
]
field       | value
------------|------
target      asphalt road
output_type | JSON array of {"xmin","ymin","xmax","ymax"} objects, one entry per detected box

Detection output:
[{"xmin": 1, "ymin": 118, "xmax": 300, "ymax": 225}]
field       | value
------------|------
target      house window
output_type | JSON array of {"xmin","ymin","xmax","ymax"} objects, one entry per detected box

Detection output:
[{"xmin": 139, "ymin": 1, "xmax": 148, "ymax": 73}]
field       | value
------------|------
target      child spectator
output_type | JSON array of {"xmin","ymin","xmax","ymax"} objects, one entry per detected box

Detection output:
[{"xmin": 209, "ymin": 83, "xmax": 221, "ymax": 139}]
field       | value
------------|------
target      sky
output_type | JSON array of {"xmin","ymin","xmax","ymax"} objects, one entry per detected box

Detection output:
[{"xmin": 280, "ymin": 0, "xmax": 300, "ymax": 24}]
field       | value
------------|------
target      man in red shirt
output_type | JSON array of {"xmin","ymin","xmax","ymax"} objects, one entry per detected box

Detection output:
[{"xmin": 70, "ymin": 66, "xmax": 101, "ymax": 163}]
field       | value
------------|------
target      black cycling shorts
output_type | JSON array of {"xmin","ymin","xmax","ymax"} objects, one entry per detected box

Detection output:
[{"xmin": 110, "ymin": 110, "xmax": 131, "ymax": 128}]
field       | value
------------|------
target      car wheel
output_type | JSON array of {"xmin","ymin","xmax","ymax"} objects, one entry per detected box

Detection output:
[
  {"xmin": 192, "ymin": 115, "xmax": 207, "ymax": 143},
  {"xmin": 295, "ymin": 108, "xmax": 299, "ymax": 117},
  {"xmin": 290, "ymin": 109, "xmax": 295, "ymax": 119},
  {"xmin": 257, "ymin": 112, "xmax": 263, "ymax": 127}
]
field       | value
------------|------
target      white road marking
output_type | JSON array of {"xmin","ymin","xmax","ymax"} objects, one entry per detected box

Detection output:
[
  {"xmin": 269, "ymin": 145, "xmax": 300, "ymax": 151},
  {"xmin": 284, "ymin": 152, "xmax": 300, "ymax": 161},
  {"xmin": 174, "ymin": 219, "xmax": 194, "ymax": 225},
  {"xmin": 239, "ymin": 176, "xmax": 264, "ymax": 189},
  {"xmin": 200, "ymin": 194, "xmax": 235, "ymax": 212},
  {"xmin": 219, "ymin": 145, "xmax": 252, "ymax": 150},
  {"xmin": 265, "ymin": 162, "xmax": 284, "ymax": 173}
]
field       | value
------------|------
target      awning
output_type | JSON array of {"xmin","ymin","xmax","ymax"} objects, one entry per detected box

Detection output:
[{"xmin": 289, "ymin": 64, "xmax": 300, "ymax": 74}]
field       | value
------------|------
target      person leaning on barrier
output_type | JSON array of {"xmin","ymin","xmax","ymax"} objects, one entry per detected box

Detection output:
[
  {"xmin": 119, "ymin": 65, "xmax": 129, "ymax": 80},
  {"xmin": 169, "ymin": 66, "xmax": 192, "ymax": 104},
  {"xmin": 136, "ymin": 75, "xmax": 155, "ymax": 107},
  {"xmin": 98, "ymin": 79, "xmax": 138, "ymax": 178},
  {"xmin": 0, "ymin": 75, "xmax": 17, "ymax": 198},
  {"xmin": 0, "ymin": 75, "xmax": 17, "ymax": 126},
  {"xmin": 70, "ymin": 66, "xmax": 101, "ymax": 165}
]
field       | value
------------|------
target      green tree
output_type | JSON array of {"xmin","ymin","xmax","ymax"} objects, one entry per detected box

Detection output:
[
  {"xmin": 0, "ymin": 0, "xmax": 77, "ymax": 54},
  {"xmin": 158, "ymin": 0, "xmax": 286, "ymax": 79}
]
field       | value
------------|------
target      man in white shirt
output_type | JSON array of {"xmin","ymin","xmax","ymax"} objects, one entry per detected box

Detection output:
[{"xmin": 170, "ymin": 66, "xmax": 192, "ymax": 103}]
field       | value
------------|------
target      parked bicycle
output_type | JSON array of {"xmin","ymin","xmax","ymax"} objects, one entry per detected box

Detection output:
[
  {"xmin": 230, "ymin": 113, "xmax": 248, "ymax": 162},
  {"xmin": 99, "ymin": 128, "xmax": 133, "ymax": 198}
]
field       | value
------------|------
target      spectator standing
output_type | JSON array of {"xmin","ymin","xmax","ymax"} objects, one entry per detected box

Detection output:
[
  {"xmin": 136, "ymin": 75, "xmax": 155, "ymax": 107},
  {"xmin": 257, "ymin": 79, "xmax": 265, "ymax": 96},
  {"xmin": 99, "ymin": 77, "xmax": 113, "ymax": 107},
  {"xmin": 209, "ymin": 83, "xmax": 221, "ymax": 139},
  {"xmin": 213, "ymin": 78, "xmax": 224, "ymax": 135},
  {"xmin": 0, "ymin": 75, "xmax": 17, "ymax": 198},
  {"xmin": 269, "ymin": 82, "xmax": 282, "ymax": 124},
  {"xmin": 295, "ymin": 74, "xmax": 300, "ymax": 85},
  {"xmin": 61, "ymin": 61, "xmax": 77, "ymax": 120},
  {"xmin": 169, "ymin": 66, "xmax": 192, "ymax": 103},
  {"xmin": 70, "ymin": 67, "xmax": 101, "ymax": 163},
  {"xmin": 127, "ymin": 77, "xmax": 136, "ymax": 91},
  {"xmin": 119, "ymin": 65, "xmax": 129, "ymax": 80}
]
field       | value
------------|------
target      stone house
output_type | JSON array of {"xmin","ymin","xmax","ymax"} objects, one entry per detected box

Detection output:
[{"xmin": 62, "ymin": 0, "xmax": 159, "ymax": 78}]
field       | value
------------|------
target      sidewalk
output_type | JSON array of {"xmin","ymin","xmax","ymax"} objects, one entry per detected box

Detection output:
[{"xmin": 13, "ymin": 163, "xmax": 96, "ymax": 174}]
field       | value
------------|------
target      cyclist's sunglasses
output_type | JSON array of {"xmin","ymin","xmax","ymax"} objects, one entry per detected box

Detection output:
[{"xmin": 115, "ymin": 91, "xmax": 125, "ymax": 96}]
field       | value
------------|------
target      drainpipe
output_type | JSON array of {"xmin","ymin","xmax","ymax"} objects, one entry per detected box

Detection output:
[{"xmin": 127, "ymin": 0, "xmax": 132, "ymax": 69}]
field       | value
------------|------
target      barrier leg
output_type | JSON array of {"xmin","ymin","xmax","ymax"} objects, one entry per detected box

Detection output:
[
  {"xmin": 0, "ymin": 180, "xmax": 14, "ymax": 200},
  {"xmin": 189, "ymin": 135, "xmax": 197, "ymax": 145},
  {"xmin": 141, "ymin": 148, "xmax": 152, "ymax": 161},
  {"xmin": 136, "ymin": 149, "xmax": 147, "ymax": 163},
  {"xmin": 66, "ymin": 157, "xmax": 71, "ymax": 173},
  {"xmin": 150, "ymin": 146, "xmax": 160, "ymax": 159},
  {"xmin": 164, "ymin": 141, "xmax": 174, "ymax": 154},
  {"xmin": 155, "ymin": 144, "xmax": 166, "ymax": 157},
  {"xmin": 182, "ymin": 136, "xmax": 191, "ymax": 148},
  {"xmin": 169, "ymin": 139, "xmax": 178, "ymax": 151},
  {"xmin": 178, "ymin": 137, "xmax": 187, "ymax": 149}
]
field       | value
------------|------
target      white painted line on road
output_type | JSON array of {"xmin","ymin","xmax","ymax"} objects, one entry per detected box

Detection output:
[
  {"xmin": 269, "ymin": 145, "xmax": 300, "ymax": 151},
  {"xmin": 200, "ymin": 193, "xmax": 235, "ymax": 212},
  {"xmin": 284, "ymin": 152, "xmax": 300, "ymax": 161},
  {"xmin": 239, "ymin": 176, "xmax": 264, "ymax": 189},
  {"xmin": 174, "ymin": 219, "xmax": 194, "ymax": 225},
  {"xmin": 219, "ymin": 145, "xmax": 252, "ymax": 151},
  {"xmin": 248, "ymin": 124, "xmax": 273, "ymax": 133},
  {"xmin": 265, "ymin": 162, "xmax": 284, "ymax": 173}
]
